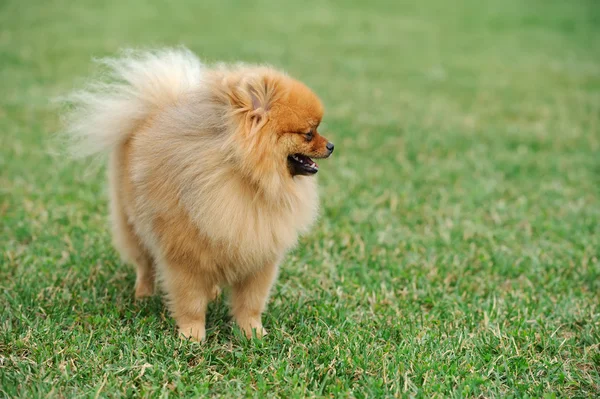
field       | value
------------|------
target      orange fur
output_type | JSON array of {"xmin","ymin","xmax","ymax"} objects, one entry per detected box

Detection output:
[{"xmin": 63, "ymin": 48, "xmax": 333, "ymax": 340}]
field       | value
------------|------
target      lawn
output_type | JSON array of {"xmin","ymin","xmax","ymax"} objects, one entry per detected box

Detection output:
[{"xmin": 1, "ymin": 0, "xmax": 599, "ymax": 397}]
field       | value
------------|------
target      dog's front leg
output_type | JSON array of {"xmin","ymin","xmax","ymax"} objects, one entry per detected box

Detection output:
[{"xmin": 230, "ymin": 261, "xmax": 279, "ymax": 338}]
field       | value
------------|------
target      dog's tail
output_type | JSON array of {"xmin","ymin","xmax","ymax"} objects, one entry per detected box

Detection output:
[{"xmin": 62, "ymin": 48, "xmax": 204, "ymax": 157}]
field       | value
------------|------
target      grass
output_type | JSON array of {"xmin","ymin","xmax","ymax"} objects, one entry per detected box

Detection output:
[{"xmin": 1, "ymin": 0, "xmax": 599, "ymax": 397}]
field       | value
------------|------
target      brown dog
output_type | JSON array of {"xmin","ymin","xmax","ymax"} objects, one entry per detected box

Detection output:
[{"xmin": 64, "ymin": 48, "xmax": 333, "ymax": 340}]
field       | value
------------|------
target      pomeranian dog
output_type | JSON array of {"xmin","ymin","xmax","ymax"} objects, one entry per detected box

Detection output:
[{"xmin": 64, "ymin": 48, "xmax": 333, "ymax": 341}]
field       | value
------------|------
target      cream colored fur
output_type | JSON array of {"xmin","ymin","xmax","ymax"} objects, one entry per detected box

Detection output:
[{"xmin": 63, "ymin": 48, "xmax": 330, "ymax": 340}]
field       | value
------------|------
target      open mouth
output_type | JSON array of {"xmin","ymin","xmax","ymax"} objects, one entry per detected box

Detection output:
[{"xmin": 287, "ymin": 154, "xmax": 319, "ymax": 176}]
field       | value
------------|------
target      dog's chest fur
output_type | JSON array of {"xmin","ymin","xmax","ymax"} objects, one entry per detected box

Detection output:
[{"xmin": 126, "ymin": 135, "xmax": 319, "ymax": 283}]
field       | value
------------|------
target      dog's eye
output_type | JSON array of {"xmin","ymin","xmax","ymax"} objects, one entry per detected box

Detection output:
[{"xmin": 304, "ymin": 132, "xmax": 313, "ymax": 141}]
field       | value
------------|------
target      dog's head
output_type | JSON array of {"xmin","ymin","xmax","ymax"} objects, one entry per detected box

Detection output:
[{"xmin": 219, "ymin": 68, "xmax": 334, "ymax": 181}]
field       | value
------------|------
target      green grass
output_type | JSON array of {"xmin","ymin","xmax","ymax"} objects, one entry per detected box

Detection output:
[{"xmin": 1, "ymin": 0, "xmax": 599, "ymax": 397}]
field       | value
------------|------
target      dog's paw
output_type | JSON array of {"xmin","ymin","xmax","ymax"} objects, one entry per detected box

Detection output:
[
  {"xmin": 178, "ymin": 323, "xmax": 206, "ymax": 342},
  {"xmin": 134, "ymin": 281, "xmax": 154, "ymax": 299},
  {"xmin": 249, "ymin": 326, "xmax": 268, "ymax": 339},
  {"xmin": 236, "ymin": 318, "xmax": 267, "ymax": 339}
]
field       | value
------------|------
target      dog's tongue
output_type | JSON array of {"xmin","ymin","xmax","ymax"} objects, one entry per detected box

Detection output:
[
  {"xmin": 294, "ymin": 154, "xmax": 318, "ymax": 168},
  {"xmin": 300, "ymin": 155, "xmax": 319, "ymax": 168},
  {"xmin": 302, "ymin": 155, "xmax": 317, "ymax": 168}
]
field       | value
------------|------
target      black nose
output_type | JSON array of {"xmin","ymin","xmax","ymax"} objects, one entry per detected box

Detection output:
[{"xmin": 326, "ymin": 142, "xmax": 335, "ymax": 153}]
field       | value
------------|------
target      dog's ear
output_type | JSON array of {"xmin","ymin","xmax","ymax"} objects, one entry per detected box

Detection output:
[{"xmin": 228, "ymin": 74, "xmax": 278, "ymax": 125}]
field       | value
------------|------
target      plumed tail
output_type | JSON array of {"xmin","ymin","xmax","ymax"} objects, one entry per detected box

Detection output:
[{"xmin": 62, "ymin": 48, "xmax": 204, "ymax": 157}]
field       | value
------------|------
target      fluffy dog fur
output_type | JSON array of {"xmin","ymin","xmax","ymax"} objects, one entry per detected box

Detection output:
[{"xmin": 63, "ymin": 48, "xmax": 333, "ymax": 341}]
